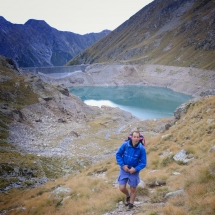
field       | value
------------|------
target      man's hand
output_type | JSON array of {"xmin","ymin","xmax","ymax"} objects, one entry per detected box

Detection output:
[
  {"xmin": 122, "ymin": 165, "xmax": 130, "ymax": 172},
  {"xmin": 128, "ymin": 167, "xmax": 136, "ymax": 174}
]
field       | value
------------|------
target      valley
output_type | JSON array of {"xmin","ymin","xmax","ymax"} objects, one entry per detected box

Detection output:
[{"xmin": 1, "ymin": 56, "xmax": 215, "ymax": 214}]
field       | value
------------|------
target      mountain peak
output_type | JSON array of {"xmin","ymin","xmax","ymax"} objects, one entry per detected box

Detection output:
[
  {"xmin": 0, "ymin": 17, "xmax": 110, "ymax": 67},
  {"xmin": 24, "ymin": 19, "xmax": 51, "ymax": 30},
  {"xmin": 0, "ymin": 16, "xmax": 11, "ymax": 25}
]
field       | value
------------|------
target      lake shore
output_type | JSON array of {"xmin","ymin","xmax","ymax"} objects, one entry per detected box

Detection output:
[
  {"xmin": 70, "ymin": 86, "xmax": 192, "ymax": 120},
  {"xmin": 38, "ymin": 64, "xmax": 215, "ymax": 97}
]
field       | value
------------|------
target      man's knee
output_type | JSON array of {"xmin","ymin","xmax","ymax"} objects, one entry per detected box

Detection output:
[
  {"xmin": 119, "ymin": 184, "xmax": 126, "ymax": 192},
  {"xmin": 130, "ymin": 186, "xmax": 137, "ymax": 193}
]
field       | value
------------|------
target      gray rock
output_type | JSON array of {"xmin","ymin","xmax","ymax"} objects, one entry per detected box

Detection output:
[
  {"xmin": 200, "ymin": 89, "xmax": 215, "ymax": 97},
  {"xmin": 165, "ymin": 189, "xmax": 184, "ymax": 199},
  {"xmin": 207, "ymin": 119, "xmax": 214, "ymax": 124},
  {"xmin": 173, "ymin": 149, "xmax": 194, "ymax": 163},
  {"xmin": 209, "ymin": 146, "xmax": 215, "ymax": 152},
  {"xmin": 50, "ymin": 187, "xmax": 72, "ymax": 198},
  {"xmin": 174, "ymin": 98, "xmax": 200, "ymax": 120},
  {"xmin": 174, "ymin": 103, "xmax": 189, "ymax": 120},
  {"xmin": 138, "ymin": 180, "xmax": 146, "ymax": 188}
]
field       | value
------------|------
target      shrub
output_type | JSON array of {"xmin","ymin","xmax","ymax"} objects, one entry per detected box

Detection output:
[
  {"xmin": 150, "ymin": 187, "xmax": 169, "ymax": 203},
  {"xmin": 161, "ymin": 156, "xmax": 174, "ymax": 167},
  {"xmin": 137, "ymin": 186, "xmax": 149, "ymax": 196}
]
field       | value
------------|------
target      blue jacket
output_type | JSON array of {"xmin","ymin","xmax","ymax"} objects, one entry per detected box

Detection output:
[{"xmin": 116, "ymin": 140, "xmax": 147, "ymax": 172}]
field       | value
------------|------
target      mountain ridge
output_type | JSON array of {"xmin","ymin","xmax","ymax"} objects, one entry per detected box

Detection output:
[
  {"xmin": 67, "ymin": 0, "xmax": 215, "ymax": 70},
  {"xmin": 0, "ymin": 16, "xmax": 110, "ymax": 67}
]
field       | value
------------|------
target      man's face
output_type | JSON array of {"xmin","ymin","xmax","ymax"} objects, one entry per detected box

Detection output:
[{"xmin": 131, "ymin": 132, "xmax": 140, "ymax": 146}]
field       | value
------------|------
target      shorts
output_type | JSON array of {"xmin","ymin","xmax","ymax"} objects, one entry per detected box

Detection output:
[{"xmin": 118, "ymin": 168, "xmax": 140, "ymax": 188}]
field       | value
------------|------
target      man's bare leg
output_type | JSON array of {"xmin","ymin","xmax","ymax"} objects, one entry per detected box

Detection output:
[
  {"xmin": 119, "ymin": 184, "xmax": 129, "ymax": 196},
  {"xmin": 129, "ymin": 186, "xmax": 137, "ymax": 204}
]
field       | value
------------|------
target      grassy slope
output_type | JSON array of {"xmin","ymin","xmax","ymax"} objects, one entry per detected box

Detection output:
[
  {"xmin": 0, "ymin": 62, "xmax": 39, "ymax": 142},
  {"xmin": 1, "ymin": 96, "xmax": 214, "ymax": 215},
  {"xmin": 67, "ymin": 0, "xmax": 215, "ymax": 70}
]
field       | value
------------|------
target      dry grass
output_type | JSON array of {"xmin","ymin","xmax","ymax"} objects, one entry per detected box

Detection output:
[
  {"xmin": 0, "ymin": 159, "xmax": 123, "ymax": 215},
  {"xmin": 0, "ymin": 64, "xmax": 38, "ymax": 146},
  {"xmin": 150, "ymin": 96, "xmax": 215, "ymax": 215},
  {"xmin": 1, "ymin": 96, "xmax": 215, "ymax": 214},
  {"xmin": 1, "ymin": 59, "xmax": 215, "ymax": 214},
  {"xmin": 67, "ymin": 1, "xmax": 215, "ymax": 70}
]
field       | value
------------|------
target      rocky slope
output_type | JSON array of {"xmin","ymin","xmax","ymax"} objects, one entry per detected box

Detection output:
[
  {"xmin": 67, "ymin": 0, "xmax": 215, "ymax": 70},
  {"xmin": 3, "ymin": 54, "xmax": 193, "ymax": 192},
  {"xmin": 0, "ymin": 16, "xmax": 110, "ymax": 67},
  {"xmin": 0, "ymin": 55, "xmax": 145, "ymax": 190}
]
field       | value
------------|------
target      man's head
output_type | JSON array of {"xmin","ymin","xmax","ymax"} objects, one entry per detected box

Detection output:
[{"xmin": 131, "ymin": 131, "xmax": 140, "ymax": 146}]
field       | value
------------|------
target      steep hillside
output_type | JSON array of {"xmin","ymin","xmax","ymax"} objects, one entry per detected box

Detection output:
[
  {"xmin": 1, "ymin": 49, "xmax": 215, "ymax": 213},
  {"xmin": 0, "ymin": 55, "xmax": 141, "ymax": 191},
  {"xmin": 67, "ymin": 0, "xmax": 215, "ymax": 70},
  {"xmin": 0, "ymin": 17, "xmax": 110, "ymax": 67},
  {"xmin": 1, "ymin": 80, "xmax": 214, "ymax": 214}
]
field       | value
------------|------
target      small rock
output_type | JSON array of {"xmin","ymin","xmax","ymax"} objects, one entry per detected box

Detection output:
[
  {"xmin": 165, "ymin": 189, "xmax": 184, "ymax": 199},
  {"xmin": 207, "ymin": 119, "xmax": 214, "ymax": 124},
  {"xmin": 209, "ymin": 146, "xmax": 215, "ymax": 153}
]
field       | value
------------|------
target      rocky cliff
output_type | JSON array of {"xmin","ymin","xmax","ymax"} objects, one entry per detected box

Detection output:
[
  {"xmin": 0, "ymin": 17, "xmax": 110, "ymax": 67},
  {"xmin": 67, "ymin": 0, "xmax": 215, "ymax": 70}
]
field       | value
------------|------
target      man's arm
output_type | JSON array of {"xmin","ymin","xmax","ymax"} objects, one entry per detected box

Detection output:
[{"xmin": 116, "ymin": 143, "xmax": 126, "ymax": 167}]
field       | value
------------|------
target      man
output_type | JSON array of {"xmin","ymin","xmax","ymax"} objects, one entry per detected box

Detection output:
[{"xmin": 116, "ymin": 131, "xmax": 147, "ymax": 209}]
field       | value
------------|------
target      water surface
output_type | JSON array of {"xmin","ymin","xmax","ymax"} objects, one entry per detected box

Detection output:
[{"xmin": 70, "ymin": 86, "xmax": 192, "ymax": 120}]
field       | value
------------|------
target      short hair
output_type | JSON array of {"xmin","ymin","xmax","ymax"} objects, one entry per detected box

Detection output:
[{"xmin": 131, "ymin": 131, "xmax": 140, "ymax": 137}]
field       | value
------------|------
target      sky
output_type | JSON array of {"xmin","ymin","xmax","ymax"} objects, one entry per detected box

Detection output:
[{"xmin": 0, "ymin": 0, "xmax": 153, "ymax": 35}]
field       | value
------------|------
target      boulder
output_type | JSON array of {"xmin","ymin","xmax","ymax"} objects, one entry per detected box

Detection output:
[
  {"xmin": 173, "ymin": 149, "xmax": 194, "ymax": 164},
  {"xmin": 174, "ymin": 98, "xmax": 199, "ymax": 120}
]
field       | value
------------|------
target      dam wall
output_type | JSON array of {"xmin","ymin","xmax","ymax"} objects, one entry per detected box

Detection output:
[{"xmin": 21, "ymin": 65, "xmax": 88, "ymax": 74}]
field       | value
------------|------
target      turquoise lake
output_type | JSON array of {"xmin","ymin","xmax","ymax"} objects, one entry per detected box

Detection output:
[{"xmin": 70, "ymin": 86, "xmax": 192, "ymax": 120}]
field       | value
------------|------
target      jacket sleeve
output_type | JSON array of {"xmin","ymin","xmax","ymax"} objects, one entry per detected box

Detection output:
[
  {"xmin": 135, "ymin": 146, "xmax": 147, "ymax": 172},
  {"xmin": 116, "ymin": 143, "xmax": 126, "ymax": 167}
]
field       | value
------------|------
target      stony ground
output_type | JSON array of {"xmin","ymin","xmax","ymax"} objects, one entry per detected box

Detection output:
[{"xmin": 10, "ymin": 66, "xmax": 178, "ymax": 162}]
